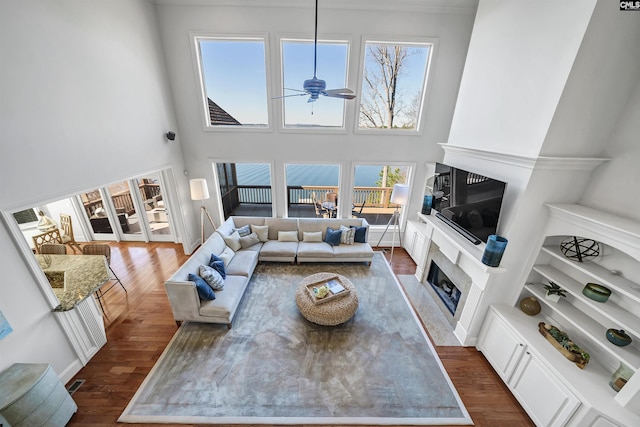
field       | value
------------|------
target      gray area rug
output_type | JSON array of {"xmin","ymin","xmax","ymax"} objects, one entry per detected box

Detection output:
[
  {"xmin": 119, "ymin": 253, "xmax": 471, "ymax": 425},
  {"xmin": 397, "ymin": 275, "xmax": 461, "ymax": 347}
]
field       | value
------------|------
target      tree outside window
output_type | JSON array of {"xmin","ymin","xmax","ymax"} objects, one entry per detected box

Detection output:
[{"xmin": 358, "ymin": 41, "xmax": 431, "ymax": 131}]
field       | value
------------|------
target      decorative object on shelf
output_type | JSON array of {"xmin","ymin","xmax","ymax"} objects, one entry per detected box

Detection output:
[
  {"xmin": 560, "ymin": 236, "xmax": 600, "ymax": 262},
  {"xmin": 421, "ymin": 194, "xmax": 433, "ymax": 215},
  {"xmin": 582, "ymin": 282, "xmax": 611, "ymax": 302},
  {"xmin": 606, "ymin": 328, "xmax": 632, "ymax": 347},
  {"xmin": 538, "ymin": 322, "xmax": 590, "ymax": 369},
  {"xmin": 610, "ymin": 362, "xmax": 633, "ymax": 392},
  {"xmin": 519, "ymin": 296, "xmax": 541, "ymax": 316},
  {"xmin": 544, "ymin": 281, "xmax": 567, "ymax": 302},
  {"xmin": 481, "ymin": 235, "xmax": 508, "ymax": 267}
]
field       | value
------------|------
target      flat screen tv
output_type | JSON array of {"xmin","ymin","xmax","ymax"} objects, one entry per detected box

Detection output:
[{"xmin": 431, "ymin": 162, "xmax": 507, "ymax": 245}]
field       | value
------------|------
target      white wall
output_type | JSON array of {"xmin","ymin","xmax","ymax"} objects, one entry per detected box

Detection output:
[
  {"xmin": 0, "ymin": 0, "xmax": 184, "ymax": 377},
  {"xmin": 446, "ymin": 0, "xmax": 597, "ymax": 158},
  {"xmin": 155, "ymin": 1, "xmax": 477, "ymax": 223}
]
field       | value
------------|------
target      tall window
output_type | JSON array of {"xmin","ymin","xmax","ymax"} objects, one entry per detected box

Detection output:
[
  {"xmin": 196, "ymin": 37, "xmax": 269, "ymax": 127},
  {"xmin": 280, "ymin": 39, "xmax": 350, "ymax": 129},
  {"xmin": 285, "ymin": 163, "xmax": 339, "ymax": 218},
  {"xmin": 358, "ymin": 41, "xmax": 432, "ymax": 132},
  {"xmin": 216, "ymin": 162, "xmax": 272, "ymax": 218},
  {"xmin": 352, "ymin": 164, "xmax": 410, "ymax": 225}
]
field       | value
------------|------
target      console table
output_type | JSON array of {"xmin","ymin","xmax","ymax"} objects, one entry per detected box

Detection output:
[{"xmin": 0, "ymin": 363, "xmax": 77, "ymax": 426}]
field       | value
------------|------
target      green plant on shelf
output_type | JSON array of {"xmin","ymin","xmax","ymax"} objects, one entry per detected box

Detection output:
[
  {"xmin": 545, "ymin": 323, "xmax": 590, "ymax": 362},
  {"xmin": 544, "ymin": 281, "xmax": 567, "ymax": 297}
]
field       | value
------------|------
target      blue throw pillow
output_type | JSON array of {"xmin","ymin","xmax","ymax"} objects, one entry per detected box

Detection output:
[
  {"xmin": 209, "ymin": 253, "xmax": 226, "ymax": 279},
  {"xmin": 351, "ymin": 225, "xmax": 367, "ymax": 243},
  {"xmin": 188, "ymin": 273, "xmax": 216, "ymax": 300},
  {"xmin": 324, "ymin": 227, "xmax": 342, "ymax": 246},
  {"xmin": 233, "ymin": 224, "xmax": 251, "ymax": 237}
]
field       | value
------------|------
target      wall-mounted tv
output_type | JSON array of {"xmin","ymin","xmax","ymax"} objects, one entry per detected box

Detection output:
[{"xmin": 431, "ymin": 162, "xmax": 507, "ymax": 245}]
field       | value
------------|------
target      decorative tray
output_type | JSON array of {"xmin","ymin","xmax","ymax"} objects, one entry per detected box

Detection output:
[
  {"xmin": 305, "ymin": 276, "xmax": 350, "ymax": 305},
  {"xmin": 538, "ymin": 322, "xmax": 589, "ymax": 369}
]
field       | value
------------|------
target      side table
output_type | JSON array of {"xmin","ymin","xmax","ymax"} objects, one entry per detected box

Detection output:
[{"xmin": 0, "ymin": 363, "xmax": 77, "ymax": 426}]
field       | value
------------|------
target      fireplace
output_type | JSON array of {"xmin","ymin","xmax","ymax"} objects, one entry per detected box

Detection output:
[{"xmin": 427, "ymin": 261, "xmax": 461, "ymax": 315}]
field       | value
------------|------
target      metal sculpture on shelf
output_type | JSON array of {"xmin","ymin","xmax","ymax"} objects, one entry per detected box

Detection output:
[{"xmin": 560, "ymin": 236, "xmax": 600, "ymax": 262}]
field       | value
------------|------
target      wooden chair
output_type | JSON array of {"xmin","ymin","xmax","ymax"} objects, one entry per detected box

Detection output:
[
  {"xmin": 82, "ymin": 244, "xmax": 127, "ymax": 310},
  {"xmin": 59, "ymin": 214, "xmax": 82, "ymax": 253},
  {"xmin": 40, "ymin": 243, "xmax": 67, "ymax": 255},
  {"xmin": 32, "ymin": 229, "xmax": 63, "ymax": 254}
]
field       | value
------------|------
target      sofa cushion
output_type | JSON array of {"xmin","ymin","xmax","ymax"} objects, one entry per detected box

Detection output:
[
  {"xmin": 278, "ymin": 230, "xmax": 298, "ymax": 242},
  {"xmin": 233, "ymin": 224, "xmax": 251, "ymax": 237},
  {"xmin": 199, "ymin": 275, "xmax": 247, "ymax": 318},
  {"xmin": 223, "ymin": 231, "xmax": 242, "ymax": 251},
  {"xmin": 340, "ymin": 225, "xmax": 355, "ymax": 245},
  {"xmin": 226, "ymin": 250, "xmax": 259, "ymax": 277},
  {"xmin": 324, "ymin": 227, "xmax": 342, "ymax": 246},
  {"xmin": 240, "ymin": 232, "xmax": 261, "ymax": 248},
  {"xmin": 208, "ymin": 254, "xmax": 226, "ymax": 279},
  {"xmin": 260, "ymin": 240, "xmax": 298, "ymax": 258},
  {"xmin": 188, "ymin": 273, "xmax": 216, "ymax": 300},
  {"xmin": 297, "ymin": 242, "xmax": 334, "ymax": 258},
  {"xmin": 252, "ymin": 225, "xmax": 269, "ymax": 242},
  {"xmin": 332, "ymin": 242, "xmax": 375, "ymax": 258},
  {"xmin": 219, "ymin": 246, "xmax": 235, "ymax": 266},
  {"xmin": 351, "ymin": 225, "xmax": 367, "ymax": 243},
  {"xmin": 199, "ymin": 265, "xmax": 225, "ymax": 290},
  {"xmin": 265, "ymin": 218, "xmax": 298, "ymax": 240},
  {"xmin": 303, "ymin": 231, "xmax": 323, "ymax": 242}
]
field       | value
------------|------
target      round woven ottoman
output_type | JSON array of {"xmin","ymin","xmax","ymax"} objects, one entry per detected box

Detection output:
[{"xmin": 296, "ymin": 272, "xmax": 359, "ymax": 326}]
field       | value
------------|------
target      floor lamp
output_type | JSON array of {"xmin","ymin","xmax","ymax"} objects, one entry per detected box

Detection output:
[
  {"xmin": 190, "ymin": 178, "xmax": 216, "ymax": 244},
  {"xmin": 376, "ymin": 183, "xmax": 410, "ymax": 264}
]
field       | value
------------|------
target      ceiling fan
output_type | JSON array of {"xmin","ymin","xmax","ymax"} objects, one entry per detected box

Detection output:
[{"xmin": 275, "ymin": 0, "xmax": 356, "ymax": 103}]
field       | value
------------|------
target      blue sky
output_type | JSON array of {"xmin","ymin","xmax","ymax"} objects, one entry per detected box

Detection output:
[{"xmin": 199, "ymin": 39, "xmax": 429, "ymax": 127}]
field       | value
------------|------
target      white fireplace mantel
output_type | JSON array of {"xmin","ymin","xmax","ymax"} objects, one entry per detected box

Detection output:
[{"xmin": 415, "ymin": 212, "xmax": 505, "ymax": 346}]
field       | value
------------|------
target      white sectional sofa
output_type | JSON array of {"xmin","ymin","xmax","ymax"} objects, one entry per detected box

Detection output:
[{"xmin": 164, "ymin": 216, "xmax": 374, "ymax": 327}]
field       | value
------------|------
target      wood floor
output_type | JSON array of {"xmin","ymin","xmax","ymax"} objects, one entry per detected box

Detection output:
[{"xmin": 65, "ymin": 242, "xmax": 533, "ymax": 427}]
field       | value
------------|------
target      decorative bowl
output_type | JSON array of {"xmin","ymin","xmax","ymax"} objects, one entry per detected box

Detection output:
[
  {"xmin": 582, "ymin": 283, "xmax": 611, "ymax": 302},
  {"xmin": 606, "ymin": 329, "xmax": 632, "ymax": 347},
  {"xmin": 519, "ymin": 296, "xmax": 541, "ymax": 316}
]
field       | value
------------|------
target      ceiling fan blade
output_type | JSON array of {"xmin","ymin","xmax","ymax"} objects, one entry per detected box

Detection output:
[
  {"xmin": 284, "ymin": 87, "xmax": 308, "ymax": 93},
  {"xmin": 324, "ymin": 88, "xmax": 354, "ymax": 95},
  {"xmin": 272, "ymin": 93, "xmax": 308, "ymax": 99},
  {"xmin": 324, "ymin": 93, "xmax": 356, "ymax": 99}
]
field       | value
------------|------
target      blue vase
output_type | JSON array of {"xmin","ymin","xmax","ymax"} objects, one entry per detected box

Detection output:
[
  {"xmin": 422, "ymin": 195, "xmax": 433, "ymax": 215},
  {"xmin": 482, "ymin": 235, "xmax": 508, "ymax": 267}
]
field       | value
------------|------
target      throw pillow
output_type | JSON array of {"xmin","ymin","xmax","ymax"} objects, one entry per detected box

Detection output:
[
  {"xmin": 303, "ymin": 231, "xmax": 323, "ymax": 242},
  {"xmin": 223, "ymin": 231, "xmax": 242, "ymax": 251},
  {"xmin": 240, "ymin": 232, "xmax": 261, "ymax": 249},
  {"xmin": 199, "ymin": 265, "xmax": 224, "ymax": 290},
  {"xmin": 324, "ymin": 227, "xmax": 342, "ymax": 246},
  {"xmin": 252, "ymin": 224, "xmax": 269, "ymax": 242},
  {"xmin": 278, "ymin": 230, "xmax": 298, "ymax": 242},
  {"xmin": 188, "ymin": 273, "xmax": 216, "ymax": 300},
  {"xmin": 351, "ymin": 225, "xmax": 367, "ymax": 243},
  {"xmin": 219, "ymin": 246, "xmax": 235, "ymax": 266},
  {"xmin": 339, "ymin": 225, "xmax": 355, "ymax": 245},
  {"xmin": 208, "ymin": 253, "xmax": 226, "ymax": 279},
  {"xmin": 233, "ymin": 224, "xmax": 251, "ymax": 237}
]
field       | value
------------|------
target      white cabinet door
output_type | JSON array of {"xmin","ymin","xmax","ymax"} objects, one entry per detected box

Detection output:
[
  {"xmin": 404, "ymin": 221, "xmax": 417, "ymax": 257},
  {"xmin": 510, "ymin": 351, "xmax": 581, "ymax": 427},
  {"xmin": 477, "ymin": 310, "xmax": 526, "ymax": 382}
]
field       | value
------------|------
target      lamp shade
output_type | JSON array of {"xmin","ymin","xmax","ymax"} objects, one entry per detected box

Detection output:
[
  {"xmin": 390, "ymin": 184, "xmax": 410, "ymax": 206},
  {"xmin": 189, "ymin": 178, "xmax": 210, "ymax": 201}
]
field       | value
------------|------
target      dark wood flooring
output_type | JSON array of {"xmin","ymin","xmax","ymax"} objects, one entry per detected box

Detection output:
[{"xmin": 65, "ymin": 242, "xmax": 533, "ymax": 427}]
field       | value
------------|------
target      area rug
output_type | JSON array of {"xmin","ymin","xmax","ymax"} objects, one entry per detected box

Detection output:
[
  {"xmin": 397, "ymin": 275, "xmax": 461, "ymax": 347},
  {"xmin": 119, "ymin": 253, "xmax": 472, "ymax": 425}
]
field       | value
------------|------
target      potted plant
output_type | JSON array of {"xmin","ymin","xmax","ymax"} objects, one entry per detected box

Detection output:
[{"xmin": 544, "ymin": 281, "xmax": 567, "ymax": 302}]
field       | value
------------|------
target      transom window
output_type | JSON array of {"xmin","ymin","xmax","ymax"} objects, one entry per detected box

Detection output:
[
  {"xmin": 280, "ymin": 39, "xmax": 350, "ymax": 129},
  {"xmin": 358, "ymin": 40, "xmax": 432, "ymax": 132},
  {"xmin": 196, "ymin": 37, "xmax": 269, "ymax": 128}
]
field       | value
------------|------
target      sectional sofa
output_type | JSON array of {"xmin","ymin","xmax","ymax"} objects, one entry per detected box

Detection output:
[{"xmin": 164, "ymin": 216, "xmax": 374, "ymax": 327}]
